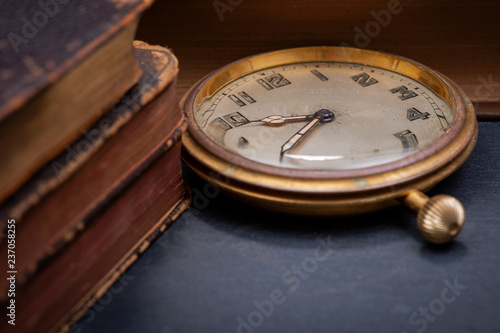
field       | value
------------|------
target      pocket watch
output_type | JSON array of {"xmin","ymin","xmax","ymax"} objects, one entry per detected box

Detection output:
[{"xmin": 181, "ymin": 46, "xmax": 477, "ymax": 244}]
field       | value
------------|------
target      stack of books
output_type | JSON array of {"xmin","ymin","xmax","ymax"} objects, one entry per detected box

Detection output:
[{"xmin": 0, "ymin": 1, "xmax": 190, "ymax": 332}]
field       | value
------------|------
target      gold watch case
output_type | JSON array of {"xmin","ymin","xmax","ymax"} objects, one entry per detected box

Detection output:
[{"xmin": 181, "ymin": 46, "xmax": 478, "ymax": 243}]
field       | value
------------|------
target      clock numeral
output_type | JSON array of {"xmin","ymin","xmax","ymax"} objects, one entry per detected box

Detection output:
[
  {"xmin": 311, "ymin": 69, "xmax": 328, "ymax": 81},
  {"xmin": 238, "ymin": 137, "xmax": 250, "ymax": 148},
  {"xmin": 390, "ymin": 85, "xmax": 418, "ymax": 100},
  {"xmin": 394, "ymin": 130, "xmax": 419, "ymax": 150},
  {"xmin": 351, "ymin": 72, "xmax": 379, "ymax": 87},
  {"xmin": 223, "ymin": 112, "xmax": 250, "ymax": 127},
  {"xmin": 207, "ymin": 118, "xmax": 232, "ymax": 144},
  {"xmin": 257, "ymin": 73, "xmax": 291, "ymax": 90},
  {"xmin": 229, "ymin": 91, "xmax": 256, "ymax": 107},
  {"xmin": 407, "ymin": 107, "xmax": 430, "ymax": 121},
  {"xmin": 239, "ymin": 91, "xmax": 256, "ymax": 104},
  {"xmin": 207, "ymin": 112, "xmax": 250, "ymax": 144}
]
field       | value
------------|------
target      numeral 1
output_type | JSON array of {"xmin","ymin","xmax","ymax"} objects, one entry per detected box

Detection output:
[{"xmin": 311, "ymin": 69, "xmax": 328, "ymax": 81}]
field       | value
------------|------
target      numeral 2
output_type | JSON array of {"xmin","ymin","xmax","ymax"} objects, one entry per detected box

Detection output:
[{"xmin": 351, "ymin": 72, "xmax": 379, "ymax": 87}]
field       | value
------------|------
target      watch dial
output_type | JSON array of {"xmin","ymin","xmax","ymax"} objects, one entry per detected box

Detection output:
[{"xmin": 193, "ymin": 62, "xmax": 455, "ymax": 170}]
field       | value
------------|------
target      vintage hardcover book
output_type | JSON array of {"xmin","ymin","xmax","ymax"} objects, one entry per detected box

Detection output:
[
  {"xmin": 0, "ymin": 0, "xmax": 155, "ymax": 202},
  {"xmin": 0, "ymin": 40, "xmax": 179, "ymax": 224},
  {"xmin": 0, "ymin": 42, "xmax": 182, "ymax": 294},
  {"xmin": 0, "ymin": 139, "xmax": 190, "ymax": 333}
]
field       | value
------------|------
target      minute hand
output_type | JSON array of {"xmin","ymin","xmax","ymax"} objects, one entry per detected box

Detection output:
[
  {"xmin": 280, "ymin": 117, "xmax": 321, "ymax": 159},
  {"xmin": 256, "ymin": 115, "xmax": 313, "ymax": 124}
]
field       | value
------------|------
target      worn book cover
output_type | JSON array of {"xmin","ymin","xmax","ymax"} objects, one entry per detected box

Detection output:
[
  {"xmin": 0, "ymin": 0, "xmax": 155, "ymax": 202},
  {"xmin": 0, "ymin": 42, "xmax": 182, "ymax": 291},
  {"xmin": 0, "ymin": 40, "xmax": 179, "ymax": 224},
  {"xmin": 0, "ymin": 42, "xmax": 190, "ymax": 333}
]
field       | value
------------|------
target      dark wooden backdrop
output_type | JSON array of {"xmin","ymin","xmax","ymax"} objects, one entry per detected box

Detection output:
[{"xmin": 136, "ymin": 0, "xmax": 500, "ymax": 118}]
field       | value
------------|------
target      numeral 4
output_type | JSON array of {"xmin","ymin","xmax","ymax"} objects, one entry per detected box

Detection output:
[{"xmin": 407, "ymin": 107, "xmax": 430, "ymax": 121}]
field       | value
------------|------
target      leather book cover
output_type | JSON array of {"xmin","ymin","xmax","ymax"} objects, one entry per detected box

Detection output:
[
  {"xmin": 0, "ymin": 0, "xmax": 155, "ymax": 202},
  {"xmin": 0, "ymin": 0, "xmax": 154, "ymax": 120},
  {"xmin": 0, "ymin": 43, "xmax": 183, "ymax": 293},
  {"xmin": 0, "ymin": 40, "xmax": 179, "ymax": 224}
]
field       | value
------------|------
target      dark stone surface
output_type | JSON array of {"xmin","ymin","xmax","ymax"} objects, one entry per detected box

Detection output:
[{"xmin": 74, "ymin": 121, "xmax": 500, "ymax": 333}]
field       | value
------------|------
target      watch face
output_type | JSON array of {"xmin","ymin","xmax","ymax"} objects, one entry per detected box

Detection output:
[{"xmin": 192, "ymin": 62, "xmax": 455, "ymax": 171}]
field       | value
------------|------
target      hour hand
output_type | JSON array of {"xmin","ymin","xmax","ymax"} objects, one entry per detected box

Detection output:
[{"xmin": 254, "ymin": 114, "xmax": 313, "ymax": 124}]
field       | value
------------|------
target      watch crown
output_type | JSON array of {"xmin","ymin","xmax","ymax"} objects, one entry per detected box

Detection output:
[
  {"xmin": 404, "ymin": 191, "xmax": 465, "ymax": 244},
  {"xmin": 417, "ymin": 195, "xmax": 465, "ymax": 244}
]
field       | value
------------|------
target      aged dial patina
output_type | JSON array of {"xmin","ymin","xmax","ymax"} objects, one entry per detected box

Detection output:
[{"xmin": 181, "ymin": 47, "xmax": 477, "ymax": 244}]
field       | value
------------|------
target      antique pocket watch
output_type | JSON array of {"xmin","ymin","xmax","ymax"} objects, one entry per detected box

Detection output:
[{"xmin": 181, "ymin": 46, "xmax": 477, "ymax": 244}]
